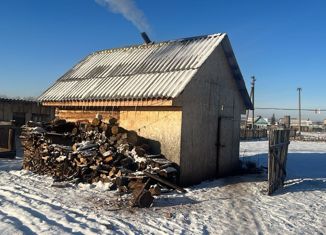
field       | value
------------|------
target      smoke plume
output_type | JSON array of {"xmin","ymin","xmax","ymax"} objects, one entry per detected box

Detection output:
[{"xmin": 95, "ymin": 0, "xmax": 150, "ymax": 32}]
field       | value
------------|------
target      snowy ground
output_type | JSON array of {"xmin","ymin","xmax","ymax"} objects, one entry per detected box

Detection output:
[
  {"xmin": 299, "ymin": 132, "xmax": 326, "ymax": 141},
  {"xmin": 0, "ymin": 140, "xmax": 325, "ymax": 234}
]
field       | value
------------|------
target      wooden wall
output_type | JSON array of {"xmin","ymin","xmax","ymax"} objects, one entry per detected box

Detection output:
[
  {"xmin": 56, "ymin": 109, "xmax": 119, "ymax": 123},
  {"xmin": 119, "ymin": 107, "xmax": 182, "ymax": 165},
  {"xmin": 213, "ymin": 44, "xmax": 245, "ymax": 177},
  {"xmin": 0, "ymin": 100, "xmax": 55, "ymax": 125},
  {"xmin": 174, "ymin": 43, "xmax": 246, "ymax": 185}
]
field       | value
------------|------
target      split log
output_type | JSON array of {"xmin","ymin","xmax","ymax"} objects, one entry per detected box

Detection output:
[
  {"xmin": 111, "ymin": 126, "xmax": 119, "ymax": 135},
  {"xmin": 128, "ymin": 179, "xmax": 146, "ymax": 191},
  {"xmin": 92, "ymin": 118, "xmax": 101, "ymax": 126},
  {"xmin": 115, "ymin": 176, "xmax": 130, "ymax": 187},
  {"xmin": 103, "ymin": 156, "xmax": 114, "ymax": 163},
  {"xmin": 109, "ymin": 117, "xmax": 118, "ymax": 125},
  {"xmin": 100, "ymin": 122, "xmax": 108, "ymax": 132},
  {"xmin": 149, "ymin": 184, "xmax": 161, "ymax": 196},
  {"xmin": 143, "ymin": 171, "xmax": 186, "ymax": 193},
  {"xmin": 158, "ymin": 166, "xmax": 177, "ymax": 178},
  {"xmin": 127, "ymin": 131, "xmax": 138, "ymax": 146},
  {"xmin": 109, "ymin": 167, "xmax": 118, "ymax": 177},
  {"xmin": 136, "ymin": 190, "xmax": 153, "ymax": 208},
  {"xmin": 132, "ymin": 179, "xmax": 153, "ymax": 208}
]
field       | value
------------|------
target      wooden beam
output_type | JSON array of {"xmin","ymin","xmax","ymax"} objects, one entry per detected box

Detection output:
[
  {"xmin": 42, "ymin": 99, "xmax": 173, "ymax": 107},
  {"xmin": 143, "ymin": 171, "xmax": 187, "ymax": 193}
]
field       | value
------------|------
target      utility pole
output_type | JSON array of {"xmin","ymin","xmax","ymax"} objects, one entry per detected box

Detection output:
[
  {"xmin": 251, "ymin": 76, "xmax": 256, "ymax": 129},
  {"xmin": 297, "ymin": 87, "xmax": 302, "ymax": 135}
]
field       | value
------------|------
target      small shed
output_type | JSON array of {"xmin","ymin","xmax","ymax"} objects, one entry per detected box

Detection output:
[
  {"xmin": 38, "ymin": 33, "xmax": 252, "ymax": 185},
  {"xmin": 254, "ymin": 116, "xmax": 269, "ymax": 129},
  {"xmin": 0, "ymin": 121, "xmax": 15, "ymax": 158},
  {"xmin": 0, "ymin": 98, "xmax": 55, "ymax": 126}
]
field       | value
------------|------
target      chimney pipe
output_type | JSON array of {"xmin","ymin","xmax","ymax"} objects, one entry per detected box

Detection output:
[{"xmin": 141, "ymin": 32, "xmax": 151, "ymax": 44}]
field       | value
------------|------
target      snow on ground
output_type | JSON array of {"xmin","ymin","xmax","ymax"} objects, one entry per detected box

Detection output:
[
  {"xmin": 301, "ymin": 131, "xmax": 326, "ymax": 138},
  {"xmin": 0, "ymin": 140, "xmax": 325, "ymax": 234},
  {"xmin": 299, "ymin": 132, "xmax": 326, "ymax": 141}
]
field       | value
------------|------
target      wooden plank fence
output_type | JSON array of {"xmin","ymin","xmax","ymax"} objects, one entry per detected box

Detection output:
[
  {"xmin": 268, "ymin": 129, "xmax": 290, "ymax": 195},
  {"xmin": 240, "ymin": 129, "xmax": 268, "ymax": 140}
]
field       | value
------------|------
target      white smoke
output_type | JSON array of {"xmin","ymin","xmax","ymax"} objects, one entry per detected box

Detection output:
[{"xmin": 95, "ymin": 0, "xmax": 150, "ymax": 32}]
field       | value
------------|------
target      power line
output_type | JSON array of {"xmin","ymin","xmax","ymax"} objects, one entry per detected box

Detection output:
[{"xmin": 255, "ymin": 107, "xmax": 326, "ymax": 112}]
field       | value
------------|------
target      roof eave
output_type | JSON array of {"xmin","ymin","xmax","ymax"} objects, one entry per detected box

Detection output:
[{"xmin": 220, "ymin": 35, "xmax": 253, "ymax": 110}]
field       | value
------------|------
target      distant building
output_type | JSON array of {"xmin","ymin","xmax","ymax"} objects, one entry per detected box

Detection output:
[
  {"xmin": 311, "ymin": 121, "xmax": 325, "ymax": 132},
  {"xmin": 278, "ymin": 118, "xmax": 313, "ymax": 132},
  {"xmin": 254, "ymin": 116, "xmax": 270, "ymax": 129},
  {"xmin": 0, "ymin": 97, "xmax": 55, "ymax": 126},
  {"xmin": 241, "ymin": 115, "xmax": 269, "ymax": 129}
]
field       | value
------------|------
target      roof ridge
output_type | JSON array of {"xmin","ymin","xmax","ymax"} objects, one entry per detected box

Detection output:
[{"xmin": 92, "ymin": 33, "xmax": 225, "ymax": 55}]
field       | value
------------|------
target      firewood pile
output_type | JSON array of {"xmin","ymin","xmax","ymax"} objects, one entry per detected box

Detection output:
[{"xmin": 20, "ymin": 116, "xmax": 185, "ymax": 208}]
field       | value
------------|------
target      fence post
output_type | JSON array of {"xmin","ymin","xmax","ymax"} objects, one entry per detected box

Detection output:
[
  {"xmin": 268, "ymin": 129, "xmax": 290, "ymax": 195},
  {"xmin": 8, "ymin": 127, "xmax": 15, "ymax": 152}
]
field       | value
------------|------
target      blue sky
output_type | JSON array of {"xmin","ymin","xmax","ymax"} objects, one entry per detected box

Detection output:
[{"xmin": 0, "ymin": 0, "xmax": 326, "ymax": 120}]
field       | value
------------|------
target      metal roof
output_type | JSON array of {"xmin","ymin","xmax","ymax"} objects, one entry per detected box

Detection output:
[
  {"xmin": 0, "ymin": 97, "xmax": 37, "ymax": 103},
  {"xmin": 38, "ymin": 33, "xmax": 252, "ymax": 109}
]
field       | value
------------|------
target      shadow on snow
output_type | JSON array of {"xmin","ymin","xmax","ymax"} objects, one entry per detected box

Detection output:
[{"xmin": 242, "ymin": 152, "xmax": 326, "ymax": 193}]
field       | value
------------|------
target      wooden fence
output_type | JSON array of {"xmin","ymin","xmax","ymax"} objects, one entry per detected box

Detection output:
[
  {"xmin": 0, "ymin": 121, "xmax": 16, "ymax": 158},
  {"xmin": 240, "ymin": 129, "xmax": 268, "ymax": 140},
  {"xmin": 268, "ymin": 129, "xmax": 290, "ymax": 195}
]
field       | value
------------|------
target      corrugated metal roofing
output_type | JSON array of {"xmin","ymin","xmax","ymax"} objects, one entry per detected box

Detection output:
[
  {"xmin": 38, "ymin": 33, "xmax": 252, "ymax": 109},
  {"xmin": 0, "ymin": 97, "xmax": 37, "ymax": 103},
  {"xmin": 38, "ymin": 33, "xmax": 226, "ymax": 102}
]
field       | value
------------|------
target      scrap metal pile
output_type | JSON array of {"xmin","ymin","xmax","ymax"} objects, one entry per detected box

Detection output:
[{"xmin": 20, "ymin": 117, "xmax": 185, "ymax": 208}]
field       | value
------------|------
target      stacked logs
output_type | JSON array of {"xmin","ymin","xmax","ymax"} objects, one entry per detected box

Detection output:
[{"xmin": 20, "ymin": 117, "xmax": 184, "ymax": 208}]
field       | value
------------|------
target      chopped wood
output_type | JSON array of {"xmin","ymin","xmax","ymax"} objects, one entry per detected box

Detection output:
[
  {"xmin": 127, "ymin": 131, "xmax": 138, "ymax": 146},
  {"xmin": 111, "ymin": 125, "xmax": 119, "ymax": 135},
  {"xmin": 92, "ymin": 118, "xmax": 101, "ymax": 126},
  {"xmin": 149, "ymin": 184, "xmax": 161, "ymax": 196},
  {"xmin": 135, "ymin": 190, "xmax": 153, "ymax": 208},
  {"xmin": 158, "ymin": 166, "xmax": 177, "ymax": 178},
  {"xmin": 115, "ymin": 176, "xmax": 130, "ymax": 187},
  {"xmin": 108, "ymin": 117, "xmax": 118, "ymax": 125},
  {"xmin": 131, "ymin": 179, "xmax": 152, "ymax": 208},
  {"xmin": 20, "ymin": 117, "xmax": 183, "ymax": 208},
  {"xmin": 128, "ymin": 179, "xmax": 146, "ymax": 191},
  {"xmin": 103, "ymin": 156, "xmax": 114, "ymax": 163}
]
